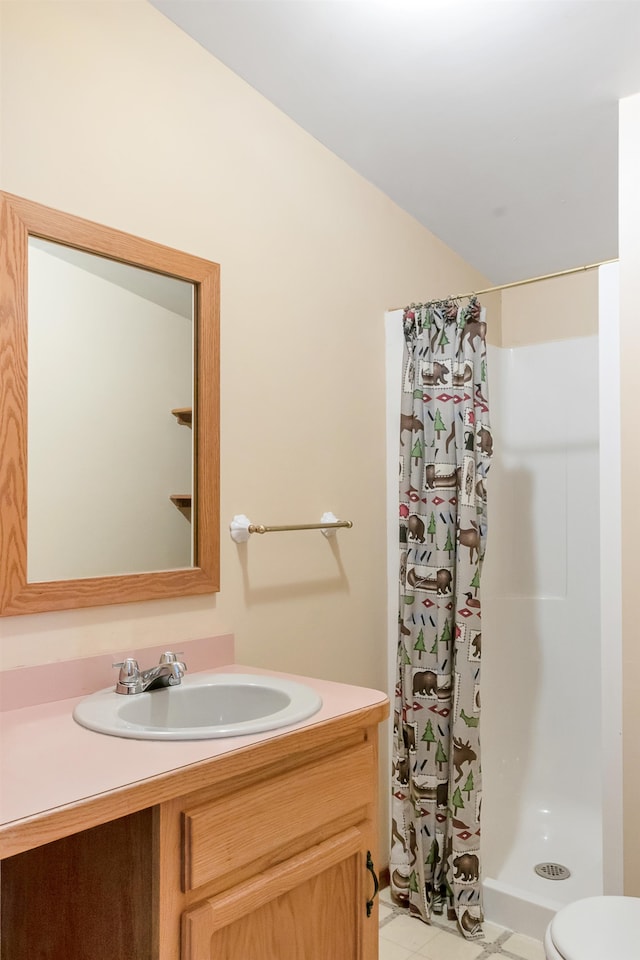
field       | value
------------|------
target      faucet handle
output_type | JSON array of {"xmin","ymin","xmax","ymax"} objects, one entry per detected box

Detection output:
[
  {"xmin": 159, "ymin": 651, "xmax": 187, "ymax": 671},
  {"xmin": 159, "ymin": 651, "xmax": 183, "ymax": 663},
  {"xmin": 112, "ymin": 658, "xmax": 140, "ymax": 685}
]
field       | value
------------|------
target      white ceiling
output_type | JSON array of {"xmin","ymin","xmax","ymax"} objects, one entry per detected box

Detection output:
[{"xmin": 150, "ymin": 0, "xmax": 640, "ymax": 283}]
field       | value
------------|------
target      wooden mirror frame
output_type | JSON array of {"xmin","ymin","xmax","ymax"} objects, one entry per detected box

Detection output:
[{"xmin": 0, "ymin": 192, "xmax": 220, "ymax": 616}]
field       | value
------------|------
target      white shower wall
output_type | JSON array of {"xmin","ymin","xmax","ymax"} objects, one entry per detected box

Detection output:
[{"xmin": 481, "ymin": 335, "xmax": 604, "ymax": 936}]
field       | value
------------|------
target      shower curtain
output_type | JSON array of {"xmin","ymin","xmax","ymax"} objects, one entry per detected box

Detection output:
[{"xmin": 390, "ymin": 298, "xmax": 492, "ymax": 940}]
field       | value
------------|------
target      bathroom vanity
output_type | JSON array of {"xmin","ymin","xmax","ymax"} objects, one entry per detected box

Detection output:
[{"xmin": 0, "ymin": 664, "xmax": 388, "ymax": 959}]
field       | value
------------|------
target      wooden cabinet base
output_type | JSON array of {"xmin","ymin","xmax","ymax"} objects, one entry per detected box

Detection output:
[{"xmin": 0, "ymin": 710, "xmax": 386, "ymax": 959}]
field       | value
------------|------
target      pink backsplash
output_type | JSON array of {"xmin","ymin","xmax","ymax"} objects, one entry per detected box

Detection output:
[{"xmin": 0, "ymin": 634, "xmax": 234, "ymax": 712}]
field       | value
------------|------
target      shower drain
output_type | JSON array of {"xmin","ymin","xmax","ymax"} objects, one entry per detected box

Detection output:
[{"xmin": 534, "ymin": 862, "xmax": 571, "ymax": 881}]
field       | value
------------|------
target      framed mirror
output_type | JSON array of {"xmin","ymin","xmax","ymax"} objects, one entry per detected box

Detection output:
[{"xmin": 0, "ymin": 192, "xmax": 220, "ymax": 615}]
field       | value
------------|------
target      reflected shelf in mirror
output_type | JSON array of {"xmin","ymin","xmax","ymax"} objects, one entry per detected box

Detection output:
[{"xmin": 171, "ymin": 407, "xmax": 193, "ymax": 427}]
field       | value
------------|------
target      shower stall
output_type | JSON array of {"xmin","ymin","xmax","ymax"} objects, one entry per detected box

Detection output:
[{"xmin": 385, "ymin": 263, "xmax": 622, "ymax": 941}]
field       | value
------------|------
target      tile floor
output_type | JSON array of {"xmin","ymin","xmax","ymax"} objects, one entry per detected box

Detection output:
[{"xmin": 378, "ymin": 888, "xmax": 546, "ymax": 960}]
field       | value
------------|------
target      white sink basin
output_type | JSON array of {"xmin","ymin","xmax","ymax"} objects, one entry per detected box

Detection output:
[{"xmin": 72, "ymin": 673, "xmax": 323, "ymax": 740}]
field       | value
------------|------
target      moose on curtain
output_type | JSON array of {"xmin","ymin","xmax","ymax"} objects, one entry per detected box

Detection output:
[{"xmin": 390, "ymin": 298, "xmax": 492, "ymax": 940}]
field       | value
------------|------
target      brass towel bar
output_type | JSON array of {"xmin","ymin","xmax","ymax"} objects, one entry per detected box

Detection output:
[
  {"xmin": 250, "ymin": 521, "xmax": 353, "ymax": 535},
  {"xmin": 229, "ymin": 513, "xmax": 352, "ymax": 543}
]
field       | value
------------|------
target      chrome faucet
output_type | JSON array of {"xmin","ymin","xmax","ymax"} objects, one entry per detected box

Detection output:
[{"xmin": 113, "ymin": 651, "xmax": 187, "ymax": 695}]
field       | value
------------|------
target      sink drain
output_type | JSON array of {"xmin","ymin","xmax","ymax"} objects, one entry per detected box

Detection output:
[{"xmin": 534, "ymin": 862, "xmax": 571, "ymax": 881}]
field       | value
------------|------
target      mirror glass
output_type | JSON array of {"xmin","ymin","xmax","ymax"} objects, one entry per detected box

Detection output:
[
  {"xmin": 27, "ymin": 238, "xmax": 195, "ymax": 581},
  {"xmin": 0, "ymin": 191, "xmax": 220, "ymax": 616}
]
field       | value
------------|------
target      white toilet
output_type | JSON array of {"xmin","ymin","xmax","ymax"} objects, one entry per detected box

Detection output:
[{"xmin": 544, "ymin": 896, "xmax": 640, "ymax": 959}]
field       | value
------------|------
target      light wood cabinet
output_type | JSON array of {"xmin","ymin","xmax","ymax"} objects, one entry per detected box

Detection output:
[
  {"xmin": 182, "ymin": 827, "xmax": 369, "ymax": 960},
  {"xmin": 0, "ymin": 706, "xmax": 386, "ymax": 960}
]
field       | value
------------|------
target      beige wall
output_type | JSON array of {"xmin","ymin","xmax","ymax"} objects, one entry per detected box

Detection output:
[
  {"xmin": 0, "ymin": 0, "xmax": 496, "ymax": 700},
  {"xmin": 501, "ymin": 269, "xmax": 598, "ymax": 347},
  {"xmin": 620, "ymin": 91, "xmax": 640, "ymax": 895}
]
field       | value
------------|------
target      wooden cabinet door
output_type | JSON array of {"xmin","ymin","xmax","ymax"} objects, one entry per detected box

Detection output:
[{"xmin": 182, "ymin": 826, "xmax": 379, "ymax": 960}]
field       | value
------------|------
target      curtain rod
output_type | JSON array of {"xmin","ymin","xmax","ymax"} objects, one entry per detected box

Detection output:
[{"xmin": 389, "ymin": 257, "xmax": 618, "ymax": 312}]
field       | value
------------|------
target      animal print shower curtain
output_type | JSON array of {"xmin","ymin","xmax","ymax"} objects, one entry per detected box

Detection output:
[{"xmin": 390, "ymin": 298, "xmax": 492, "ymax": 940}]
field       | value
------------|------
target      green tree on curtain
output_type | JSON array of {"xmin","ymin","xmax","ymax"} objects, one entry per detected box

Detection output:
[{"xmin": 391, "ymin": 298, "xmax": 492, "ymax": 941}]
